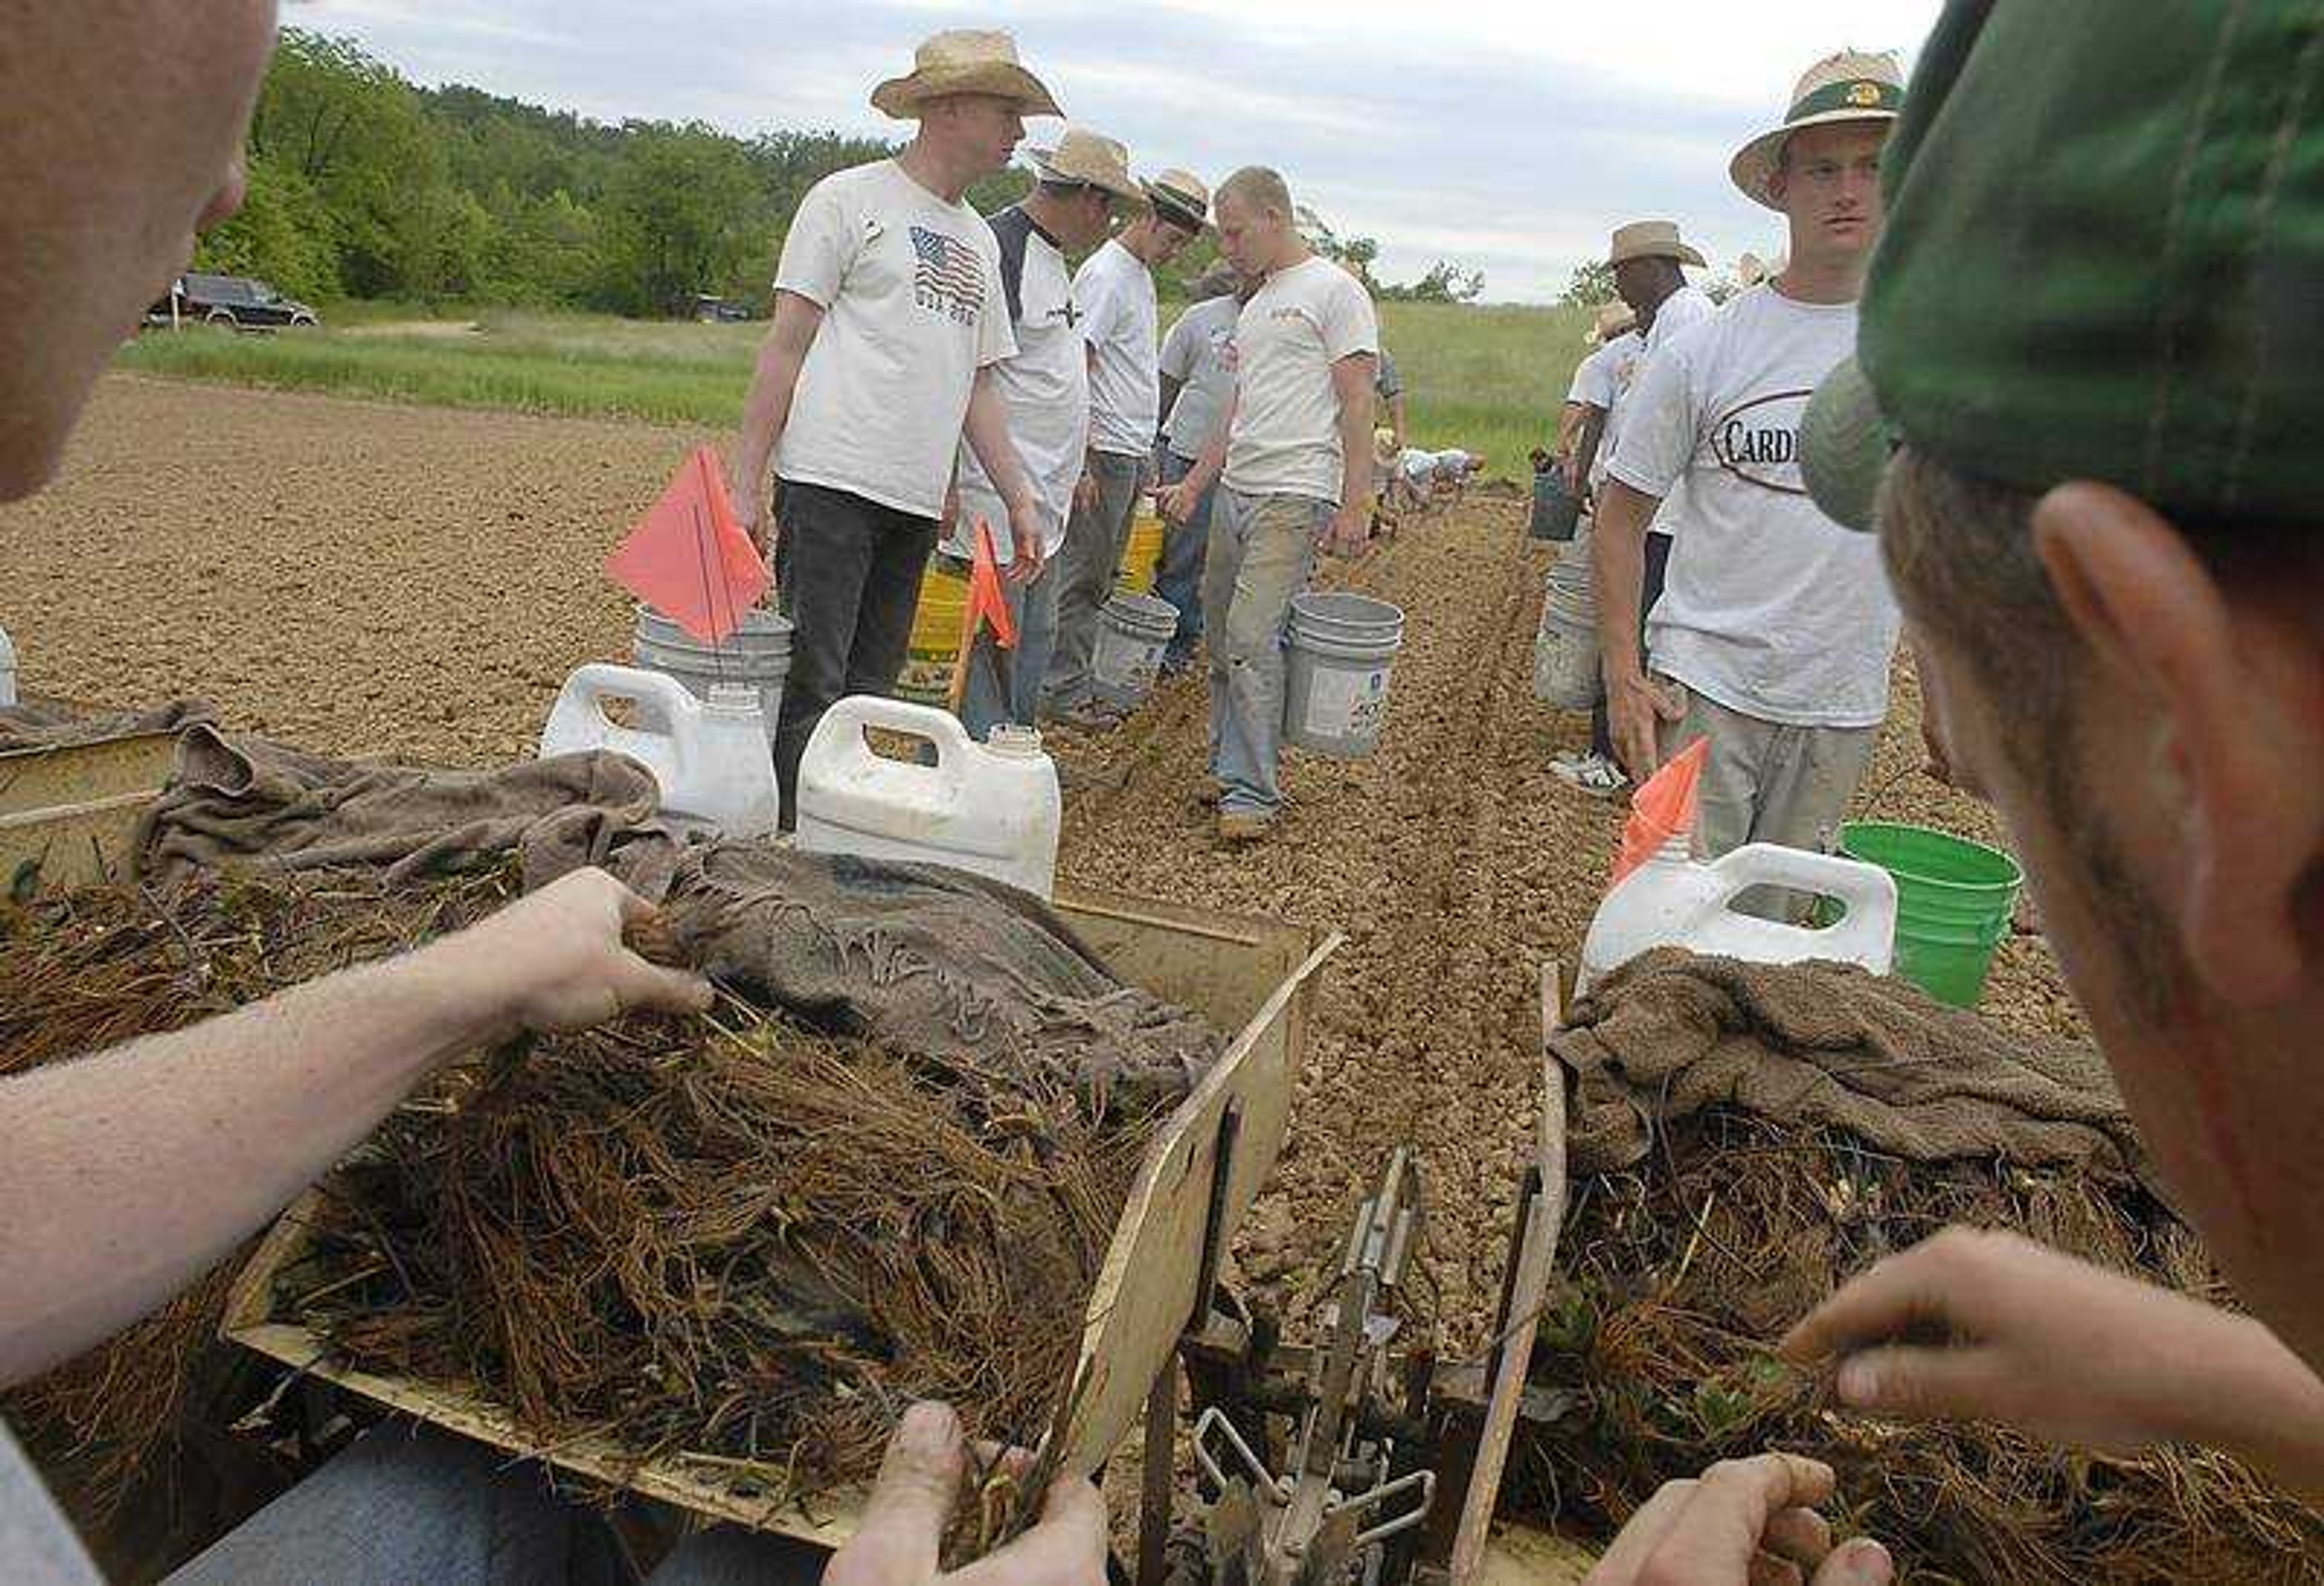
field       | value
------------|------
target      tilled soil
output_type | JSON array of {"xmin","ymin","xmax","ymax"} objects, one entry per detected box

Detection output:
[{"xmin": 2, "ymin": 375, "xmax": 2089, "ymax": 1345}]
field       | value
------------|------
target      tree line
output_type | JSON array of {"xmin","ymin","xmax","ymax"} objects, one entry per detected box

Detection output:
[{"xmin": 192, "ymin": 31, "xmax": 1488, "ymax": 318}]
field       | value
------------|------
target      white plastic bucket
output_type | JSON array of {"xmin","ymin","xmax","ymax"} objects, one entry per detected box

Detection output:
[
  {"xmin": 1282, "ymin": 592, "xmax": 1405, "ymax": 758},
  {"xmin": 1091, "ymin": 592, "xmax": 1178, "ymax": 709}
]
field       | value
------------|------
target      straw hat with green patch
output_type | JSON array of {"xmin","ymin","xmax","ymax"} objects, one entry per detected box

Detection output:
[
  {"xmin": 1585, "ymin": 300, "xmax": 1637, "ymax": 347},
  {"xmin": 1025, "ymin": 128, "xmax": 1143, "ymax": 205},
  {"xmin": 871, "ymin": 30, "xmax": 1062, "ymax": 120},
  {"xmin": 1729, "ymin": 50, "xmax": 1906, "ymax": 210},
  {"xmin": 1800, "ymin": 0, "xmax": 2324, "ymax": 535}
]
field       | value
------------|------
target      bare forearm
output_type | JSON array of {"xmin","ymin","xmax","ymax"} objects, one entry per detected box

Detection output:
[
  {"xmin": 0, "ymin": 942, "xmax": 511, "ymax": 1385},
  {"xmin": 963, "ymin": 376, "xmax": 1035, "ymax": 514},
  {"xmin": 2152, "ymin": 1309, "xmax": 2324, "ymax": 1505},
  {"xmin": 1593, "ymin": 481, "xmax": 1657, "ymax": 683},
  {"xmin": 1573, "ymin": 410, "xmax": 1608, "ymax": 484},
  {"xmin": 1184, "ymin": 395, "xmax": 1237, "ymax": 495},
  {"xmin": 1338, "ymin": 402, "xmax": 1374, "ymax": 515},
  {"xmin": 735, "ymin": 299, "xmax": 819, "ymax": 494}
]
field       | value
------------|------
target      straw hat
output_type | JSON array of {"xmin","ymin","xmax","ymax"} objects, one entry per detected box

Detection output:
[
  {"xmin": 870, "ymin": 30, "xmax": 1062, "ymax": 120},
  {"xmin": 1586, "ymin": 300, "xmax": 1638, "ymax": 346},
  {"xmin": 1143, "ymin": 169, "xmax": 1212, "ymax": 232},
  {"xmin": 1607, "ymin": 220, "xmax": 1707, "ymax": 270},
  {"xmin": 1735, "ymin": 251, "xmax": 1770, "ymax": 288},
  {"xmin": 1729, "ymin": 50, "xmax": 1906, "ymax": 209},
  {"xmin": 1025, "ymin": 127, "xmax": 1142, "ymax": 203}
]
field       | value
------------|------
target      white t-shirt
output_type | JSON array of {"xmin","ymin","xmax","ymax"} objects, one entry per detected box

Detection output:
[
  {"xmin": 1160, "ymin": 295, "xmax": 1239, "ymax": 460},
  {"xmin": 1572, "ymin": 333, "xmax": 1644, "ymax": 493},
  {"xmin": 1608, "ymin": 284, "xmax": 1900, "ymax": 730},
  {"xmin": 772, "ymin": 160, "xmax": 1013, "ymax": 520},
  {"xmin": 1225, "ymin": 257, "xmax": 1380, "ymax": 503},
  {"xmin": 1566, "ymin": 339, "xmax": 1625, "ymax": 410},
  {"xmin": 1075, "ymin": 238, "xmax": 1160, "ymax": 458},
  {"xmin": 950, "ymin": 207, "xmax": 1089, "ymax": 563},
  {"xmin": 1644, "ymin": 283, "xmax": 1716, "ymax": 356}
]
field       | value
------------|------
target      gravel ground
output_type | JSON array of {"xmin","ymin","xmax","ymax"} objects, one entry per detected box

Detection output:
[{"xmin": 1, "ymin": 375, "xmax": 2091, "ymax": 1346}]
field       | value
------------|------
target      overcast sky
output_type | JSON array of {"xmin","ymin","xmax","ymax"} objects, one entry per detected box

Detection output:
[{"xmin": 303, "ymin": 0, "xmax": 1943, "ymax": 304}]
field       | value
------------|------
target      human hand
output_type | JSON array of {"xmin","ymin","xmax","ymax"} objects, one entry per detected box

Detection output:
[
  {"xmin": 1607, "ymin": 670, "xmax": 1684, "ymax": 779},
  {"xmin": 432, "ymin": 868, "xmax": 713, "ymax": 1041},
  {"xmin": 824, "ymin": 1401, "xmax": 1107, "ymax": 1586},
  {"xmin": 1006, "ymin": 499, "xmax": 1045, "ymax": 585},
  {"xmin": 1157, "ymin": 482, "xmax": 1196, "ymax": 525},
  {"xmin": 1586, "ymin": 1453, "xmax": 1892, "ymax": 1586},
  {"xmin": 729, "ymin": 457, "xmax": 765, "ymax": 546},
  {"xmin": 1074, "ymin": 472, "xmax": 1100, "ymax": 515},
  {"xmin": 1319, "ymin": 502, "xmax": 1372, "ymax": 558},
  {"xmin": 1781, "ymin": 1227, "xmax": 2238, "ymax": 1456}
]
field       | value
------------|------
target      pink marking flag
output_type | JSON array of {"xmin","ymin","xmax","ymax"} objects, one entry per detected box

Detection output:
[{"xmin": 604, "ymin": 447, "xmax": 770, "ymax": 643}]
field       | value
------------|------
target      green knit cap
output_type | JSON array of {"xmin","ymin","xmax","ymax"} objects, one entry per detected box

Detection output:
[{"xmin": 1802, "ymin": 0, "xmax": 2324, "ymax": 531}]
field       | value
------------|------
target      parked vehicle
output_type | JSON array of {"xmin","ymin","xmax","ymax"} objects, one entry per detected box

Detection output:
[{"xmin": 148, "ymin": 273, "xmax": 320, "ymax": 330}]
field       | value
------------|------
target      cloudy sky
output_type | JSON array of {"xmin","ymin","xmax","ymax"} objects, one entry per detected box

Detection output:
[{"xmin": 304, "ymin": 0, "xmax": 1943, "ymax": 303}]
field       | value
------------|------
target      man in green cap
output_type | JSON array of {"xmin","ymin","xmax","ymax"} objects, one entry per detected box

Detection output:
[
  {"xmin": 1585, "ymin": 3, "xmax": 2324, "ymax": 1578},
  {"xmin": 1595, "ymin": 51, "xmax": 1908, "ymax": 877}
]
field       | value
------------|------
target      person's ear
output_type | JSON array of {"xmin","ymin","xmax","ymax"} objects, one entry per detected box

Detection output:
[{"xmin": 2033, "ymin": 480, "xmax": 2324, "ymax": 1004}]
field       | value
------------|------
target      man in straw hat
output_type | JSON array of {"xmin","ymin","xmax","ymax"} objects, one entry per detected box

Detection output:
[
  {"xmin": 1594, "ymin": 50, "xmax": 1907, "ymax": 877},
  {"xmin": 1041, "ymin": 168, "xmax": 1209, "ymax": 727},
  {"xmin": 1592, "ymin": 4, "xmax": 2324, "ymax": 1576},
  {"xmin": 1556, "ymin": 300, "xmax": 1638, "ymax": 495},
  {"xmin": 729, "ymin": 30, "xmax": 1061, "ymax": 826},
  {"xmin": 1154, "ymin": 259, "xmax": 1256, "ymax": 674},
  {"xmin": 0, "ymin": 9, "xmax": 1106, "ymax": 1584},
  {"xmin": 1160, "ymin": 165, "xmax": 1380, "ymax": 845},
  {"xmin": 945, "ymin": 126, "xmax": 1142, "ymax": 744}
]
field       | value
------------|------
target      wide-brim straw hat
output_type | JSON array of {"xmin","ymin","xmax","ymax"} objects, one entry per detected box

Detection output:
[
  {"xmin": 871, "ymin": 30, "xmax": 1062, "ymax": 120},
  {"xmin": 1730, "ymin": 50, "xmax": 1905, "ymax": 209},
  {"xmin": 1143, "ymin": 169, "xmax": 1211, "ymax": 232},
  {"xmin": 1608, "ymin": 220, "xmax": 1708, "ymax": 270},
  {"xmin": 1025, "ymin": 127, "xmax": 1142, "ymax": 203}
]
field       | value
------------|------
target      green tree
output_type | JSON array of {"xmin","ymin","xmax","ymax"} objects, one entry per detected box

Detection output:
[
  {"xmin": 596, "ymin": 124, "xmax": 764, "ymax": 315},
  {"xmin": 189, "ymin": 151, "xmax": 338, "ymax": 301},
  {"xmin": 1382, "ymin": 261, "xmax": 1486, "ymax": 303},
  {"xmin": 1560, "ymin": 260, "xmax": 1617, "ymax": 307}
]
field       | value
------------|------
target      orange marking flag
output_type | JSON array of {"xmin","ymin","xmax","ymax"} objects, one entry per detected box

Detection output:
[
  {"xmin": 967, "ymin": 518, "xmax": 1019, "ymax": 649},
  {"xmin": 1611, "ymin": 737, "xmax": 1708, "ymax": 886},
  {"xmin": 605, "ymin": 447, "xmax": 770, "ymax": 643}
]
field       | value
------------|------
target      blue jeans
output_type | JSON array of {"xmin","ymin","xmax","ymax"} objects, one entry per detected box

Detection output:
[
  {"xmin": 1204, "ymin": 488, "xmax": 1325, "ymax": 816},
  {"xmin": 953, "ymin": 551, "xmax": 1062, "ymax": 744},
  {"xmin": 165, "ymin": 1424, "xmax": 826, "ymax": 1586},
  {"xmin": 1155, "ymin": 450, "xmax": 1215, "ymax": 669}
]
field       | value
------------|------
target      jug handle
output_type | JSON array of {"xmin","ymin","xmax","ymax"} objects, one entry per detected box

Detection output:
[
  {"xmin": 818, "ymin": 694, "xmax": 974, "ymax": 770},
  {"xmin": 1707, "ymin": 844, "xmax": 1899, "ymax": 934},
  {"xmin": 552, "ymin": 663, "xmax": 690, "ymax": 758}
]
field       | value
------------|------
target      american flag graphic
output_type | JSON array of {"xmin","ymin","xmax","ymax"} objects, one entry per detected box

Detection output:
[{"xmin": 910, "ymin": 225, "xmax": 984, "ymax": 321}]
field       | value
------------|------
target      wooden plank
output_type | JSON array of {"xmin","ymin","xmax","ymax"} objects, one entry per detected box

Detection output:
[
  {"xmin": 1059, "ymin": 931, "xmax": 1343, "ymax": 1477},
  {"xmin": 0, "ymin": 730, "xmax": 176, "ymax": 816},
  {"xmin": 0, "ymin": 793, "xmax": 151, "ymax": 891},
  {"xmin": 1447, "ymin": 962, "xmax": 1572, "ymax": 1584}
]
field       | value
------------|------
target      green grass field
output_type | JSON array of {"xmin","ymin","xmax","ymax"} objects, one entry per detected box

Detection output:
[{"xmin": 114, "ymin": 299, "xmax": 1592, "ymax": 477}]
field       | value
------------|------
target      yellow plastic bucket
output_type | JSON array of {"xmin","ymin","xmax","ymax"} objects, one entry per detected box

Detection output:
[
  {"xmin": 1117, "ymin": 510, "xmax": 1166, "ymax": 595},
  {"xmin": 898, "ymin": 563, "xmax": 969, "ymax": 705}
]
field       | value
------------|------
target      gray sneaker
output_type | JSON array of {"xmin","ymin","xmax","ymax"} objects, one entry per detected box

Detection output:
[{"xmin": 1550, "ymin": 752, "xmax": 1629, "ymax": 798}]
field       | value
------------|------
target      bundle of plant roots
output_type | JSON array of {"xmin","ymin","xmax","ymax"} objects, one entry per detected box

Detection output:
[
  {"xmin": 280, "ymin": 1001, "xmax": 1158, "ymax": 1507},
  {"xmin": 1518, "ymin": 1113, "xmax": 2324, "ymax": 1581},
  {"xmin": 0, "ymin": 866, "xmax": 521, "ymax": 1530}
]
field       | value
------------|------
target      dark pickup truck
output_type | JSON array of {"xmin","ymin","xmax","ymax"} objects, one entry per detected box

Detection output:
[{"xmin": 149, "ymin": 272, "xmax": 320, "ymax": 329}]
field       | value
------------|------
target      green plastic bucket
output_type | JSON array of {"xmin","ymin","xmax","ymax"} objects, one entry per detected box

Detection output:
[{"xmin": 1839, "ymin": 822, "xmax": 2024, "ymax": 1008}]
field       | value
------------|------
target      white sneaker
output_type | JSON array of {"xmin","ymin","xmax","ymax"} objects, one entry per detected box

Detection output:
[
  {"xmin": 1548, "ymin": 749, "xmax": 1586, "ymax": 770},
  {"xmin": 1551, "ymin": 752, "xmax": 1629, "ymax": 798}
]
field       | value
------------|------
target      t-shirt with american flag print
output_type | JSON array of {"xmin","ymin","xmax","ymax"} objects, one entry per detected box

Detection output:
[{"xmin": 771, "ymin": 159, "xmax": 1014, "ymax": 520}]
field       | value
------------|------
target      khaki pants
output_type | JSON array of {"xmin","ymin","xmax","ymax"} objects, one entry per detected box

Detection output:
[{"xmin": 1659, "ymin": 673, "xmax": 1878, "ymax": 862}]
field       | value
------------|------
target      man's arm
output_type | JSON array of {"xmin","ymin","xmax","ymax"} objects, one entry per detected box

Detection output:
[
  {"xmin": 0, "ymin": 869, "xmax": 711, "ymax": 1388},
  {"xmin": 1569, "ymin": 404, "xmax": 1609, "ymax": 493},
  {"xmin": 1158, "ymin": 372, "xmax": 1187, "ymax": 430},
  {"xmin": 1160, "ymin": 390, "xmax": 1237, "ymax": 520},
  {"xmin": 962, "ymin": 368, "xmax": 1045, "ymax": 581},
  {"xmin": 730, "ymin": 290, "xmax": 825, "ymax": 548},
  {"xmin": 1326, "ymin": 352, "xmax": 1379, "ymax": 552},
  {"xmin": 1594, "ymin": 479, "xmax": 1683, "ymax": 776}
]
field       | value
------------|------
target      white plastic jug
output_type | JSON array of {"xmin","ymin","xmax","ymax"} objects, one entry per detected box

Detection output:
[
  {"xmin": 539, "ymin": 663, "xmax": 779, "ymax": 837},
  {"xmin": 1577, "ymin": 836, "xmax": 1898, "ymax": 994},
  {"xmin": 794, "ymin": 695, "xmax": 1061, "ymax": 900}
]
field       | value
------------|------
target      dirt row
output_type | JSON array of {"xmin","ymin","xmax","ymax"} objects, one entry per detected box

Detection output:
[{"xmin": 0, "ymin": 375, "xmax": 2089, "ymax": 1346}]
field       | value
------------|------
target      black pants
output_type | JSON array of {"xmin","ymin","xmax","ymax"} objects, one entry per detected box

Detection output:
[
  {"xmin": 1590, "ymin": 529, "xmax": 1675, "ymax": 761},
  {"xmin": 771, "ymin": 479, "xmax": 938, "ymax": 827}
]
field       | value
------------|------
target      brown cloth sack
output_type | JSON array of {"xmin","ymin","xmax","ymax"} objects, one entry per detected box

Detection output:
[
  {"xmin": 1552, "ymin": 948, "xmax": 2147, "ymax": 1185},
  {"xmin": 136, "ymin": 725, "xmax": 664, "ymax": 892}
]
